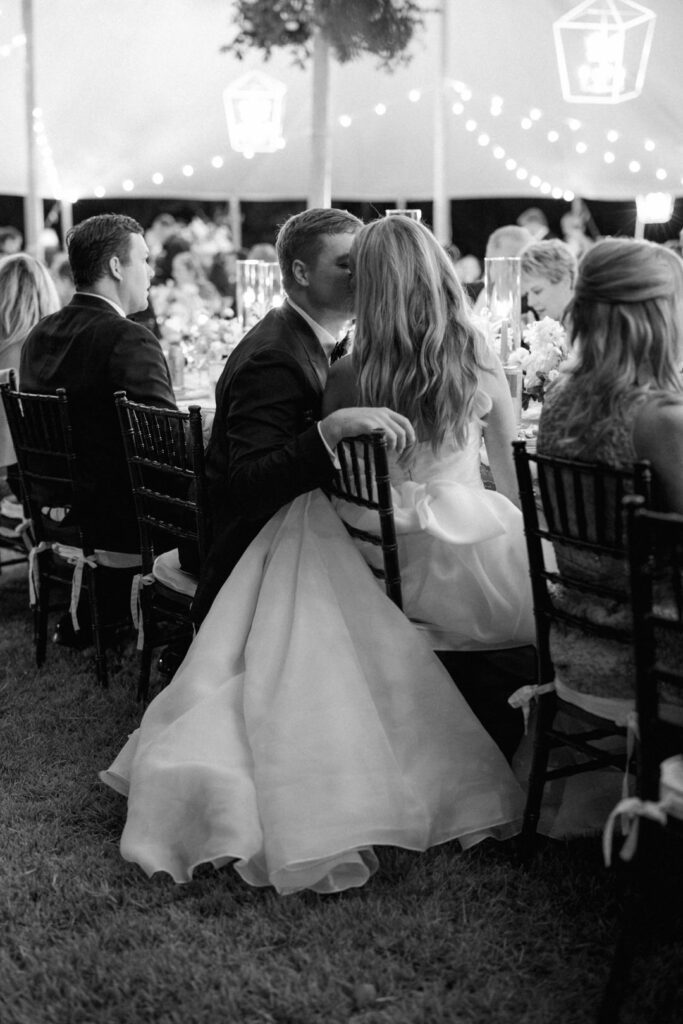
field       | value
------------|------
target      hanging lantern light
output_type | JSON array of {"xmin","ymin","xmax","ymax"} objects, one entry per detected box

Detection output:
[
  {"xmin": 553, "ymin": 0, "xmax": 656, "ymax": 104},
  {"xmin": 635, "ymin": 192, "xmax": 673, "ymax": 224},
  {"xmin": 223, "ymin": 70, "xmax": 286, "ymax": 159}
]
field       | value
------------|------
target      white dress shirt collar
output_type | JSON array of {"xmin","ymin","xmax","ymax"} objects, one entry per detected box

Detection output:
[
  {"xmin": 286, "ymin": 298, "xmax": 339, "ymax": 360},
  {"xmin": 77, "ymin": 292, "xmax": 127, "ymax": 318}
]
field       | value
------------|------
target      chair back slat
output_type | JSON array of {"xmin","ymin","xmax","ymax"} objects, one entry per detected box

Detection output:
[
  {"xmin": 627, "ymin": 500, "xmax": 683, "ymax": 803},
  {"xmin": 327, "ymin": 430, "xmax": 402, "ymax": 610},
  {"xmin": 1, "ymin": 383, "xmax": 88, "ymax": 549},
  {"xmin": 115, "ymin": 391, "xmax": 209, "ymax": 575},
  {"xmin": 513, "ymin": 440, "xmax": 652, "ymax": 688}
]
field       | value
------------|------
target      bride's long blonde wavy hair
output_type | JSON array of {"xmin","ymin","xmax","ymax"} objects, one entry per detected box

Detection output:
[
  {"xmin": 351, "ymin": 216, "xmax": 486, "ymax": 452},
  {"xmin": 553, "ymin": 237, "xmax": 683, "ymax": 450}
]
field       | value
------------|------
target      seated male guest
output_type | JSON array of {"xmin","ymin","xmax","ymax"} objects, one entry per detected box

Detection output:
[{"xmin": 20, "ymin": 214, "xmax": 176, "ymax": 641}]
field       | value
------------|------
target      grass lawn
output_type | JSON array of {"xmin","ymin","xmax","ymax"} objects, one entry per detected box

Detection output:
[{"xmin": 1, "ymin": 558, "xmax": 681, "ymax": 1024}]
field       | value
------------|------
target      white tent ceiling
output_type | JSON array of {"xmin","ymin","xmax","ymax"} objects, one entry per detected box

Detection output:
[{"xmin": 0, "ymin": 0, "xmax": 681, "ymax": 204}]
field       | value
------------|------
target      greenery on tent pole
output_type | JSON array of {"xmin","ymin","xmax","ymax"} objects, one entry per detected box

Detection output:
[{"xmin": 222, "ymin": 0, "xmax": 426, "ymax": 69}]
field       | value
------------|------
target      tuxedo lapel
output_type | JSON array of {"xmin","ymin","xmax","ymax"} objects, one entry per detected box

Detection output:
[{"xmin": 279, "ymin": 302, "xmax": 329, "ymax": 393}]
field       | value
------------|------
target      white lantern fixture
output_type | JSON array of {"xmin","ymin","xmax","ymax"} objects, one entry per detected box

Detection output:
[
  {"xmin": 553, "ymin": 0, "xmax": 656, "ymax": 104},
  {"xmin": 223, "ymin": 70, "xmax": 286, "ymax": 159},
  {"xmin": 635, "ymin": 192, "xmax": 673, "ymax": 224}
]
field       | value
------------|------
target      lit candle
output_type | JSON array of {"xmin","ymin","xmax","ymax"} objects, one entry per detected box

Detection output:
[{"xmin": 500, "ymin": 319, "xmax": 509, "ymax": 363}]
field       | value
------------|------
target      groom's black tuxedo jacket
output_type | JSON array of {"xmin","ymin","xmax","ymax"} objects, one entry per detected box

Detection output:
[
  {"xmin": 191, "ymin": 301, "xmax": 336, "ymax": 625},
  {"xmin": 19, "ymin": 293, "xmax": 176, "ymax": 552}
]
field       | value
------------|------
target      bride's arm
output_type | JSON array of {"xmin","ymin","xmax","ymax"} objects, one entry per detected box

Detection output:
[
  {"xmin": 633, "ymin": 398, "xmax": 683, "ymax": 513},
  {"xmin": 479, "ymin": 360, "xmax": 521, "ymax": 508},
  {"xmin": 321, "ymin": 355, "xmax": 359, "ymax": 416}
]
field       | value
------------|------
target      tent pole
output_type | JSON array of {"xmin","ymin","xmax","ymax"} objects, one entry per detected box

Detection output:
[
  {"xmin": 308, "ymin": 26, "xmax": 331, "ymax": 209},
  {"xmin": 228, "ymin": 195, "xmax": 242, "ymax": 250},
  {"xmin": 432, "ymin": 0, "xmax": 451, "ymax": 245},
  {"xmin": 21, "ymin": 0, "xmax": 42, "ymax": 256},
  {"xmin": 60, "ymin": 200, "xmax": 73, "ymax": 246}
]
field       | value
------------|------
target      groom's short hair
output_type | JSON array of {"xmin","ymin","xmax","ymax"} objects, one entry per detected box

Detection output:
[{"xmin": 276, "ymin": 208, "xmax": 362, "ymax": 291}]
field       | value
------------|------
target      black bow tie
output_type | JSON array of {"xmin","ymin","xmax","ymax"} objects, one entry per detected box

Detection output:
[{"xmin": 330, "ymin": 334, "xmax": 350, "ymax": 364}]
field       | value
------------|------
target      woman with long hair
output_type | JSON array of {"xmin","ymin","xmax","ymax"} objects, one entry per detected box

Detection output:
[
  {"xmin": 531, "ymin": 237, "xmax": 683, "ymax": 832},
  {"xmin": 539, "ymin": 236, "xmax": 683, "ymax": 507},
  {"xmin": 0, "ymin": 253, "xmax": 60, "ymax": 478},
  {"xmin": 101, "ymin": 216, "xmax": 529, "ymax": 896},
  {"xmin": 325, "ymin": 214, "xmax": 534, "ymax": 650}
]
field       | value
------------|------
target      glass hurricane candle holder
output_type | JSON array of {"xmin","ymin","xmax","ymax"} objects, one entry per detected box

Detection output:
[
  {"xmin": 484, "ymin": 256, "xmax": 522, "ymax": 361},
  {"xmin": 236, "ymin": 259, "xmax": 267, "ymax": 331},
  {"xmin": 262, "ymin": 261, "xmax": 284, "ymax": 309}
]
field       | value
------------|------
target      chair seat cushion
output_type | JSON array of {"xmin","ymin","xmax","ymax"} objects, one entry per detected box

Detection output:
[
  {"xmin": 661, "ymin": 755, "xmax": 683, "ymax": 819},
  {"xmin": 153, "ymin": 548, "xmax": 198, "ymax": 598},
  {"xmin": 50, "ymin": 543, "xmax": 141, "ymax": 570},
  {"xmin": 556, "ymin": 677, "xmax": 683, "ymax": 729},
  {"xmin": 1, "ymin": 495, "xmax": 24, "ymax": 521}
]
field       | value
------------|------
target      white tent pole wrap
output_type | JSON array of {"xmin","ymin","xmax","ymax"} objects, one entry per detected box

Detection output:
[
  {"xmin": 432, "ymin": 0, "xmax": 450, "ymax": 245},
  {"xmin": 308, "ymin": 26, "xmax": 332, "ymax": 209},
  {"xmin": 21, "ymin": 0, "xmax": 41, "ymax": 255}
]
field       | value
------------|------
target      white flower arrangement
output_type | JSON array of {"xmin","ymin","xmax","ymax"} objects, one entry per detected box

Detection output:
[
  {"xmin": 151, "ymin": 283, "xmax": 244, "ymax": 377},
  {"xmin": 507, "ymin": 316, "xmax": 568, "ymax": 406}
]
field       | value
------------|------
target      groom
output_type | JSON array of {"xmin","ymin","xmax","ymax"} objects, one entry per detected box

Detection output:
[{"xmin": 190, "ymin": 208, "xmax": 414, "ymax": 625}]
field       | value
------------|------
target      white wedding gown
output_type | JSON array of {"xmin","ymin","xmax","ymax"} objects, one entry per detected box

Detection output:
[
  {"xmin": 334, "ymin": 427, "xmax": 535, "ymax": 651},
  {"xmin": 101, "ymin": 424, "xmax": 533, "ymax": 895}
]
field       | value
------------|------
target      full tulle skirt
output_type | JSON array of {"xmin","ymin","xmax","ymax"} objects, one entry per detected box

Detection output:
[{"xmin": 101, "ymin": 491, "xmax": 525, "ymax": 894}]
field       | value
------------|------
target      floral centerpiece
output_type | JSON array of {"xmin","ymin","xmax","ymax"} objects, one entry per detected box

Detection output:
[
  {"xmin": 507, "ymin": 316, "xmax": 569, "ymax": 409},
  {"xmin": 151, "ymin": 281, "xmax": 244, "ymax": 386}
]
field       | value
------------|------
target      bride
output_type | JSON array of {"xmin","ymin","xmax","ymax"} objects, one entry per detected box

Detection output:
[
  {"xmin": 324, "ymin": 214, "xmax": 534, "ymax": 652},
  {"xmin": 101, "ymin": 216, "xmax": 532, "ymax": 896}
]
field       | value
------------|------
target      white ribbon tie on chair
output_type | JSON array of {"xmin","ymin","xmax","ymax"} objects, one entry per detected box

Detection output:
[
  {"xmin": 130, "ymin": 572, "xmax": 154, "ymax": 650},
  {"xmin": 30, "ymin": 542, "xmax": 142, "ymax": 634},
  {"xmin": 507, "ymin": 681, "xmax": 556, "ymax": 732},
  {"xmin": 52, "ymin": 544, "xmax": 99, "ymax": 632},
  {"xmin": 603, "ymin": 754, "xmax": 683, "ymax": 865},
  {"xmin": 27, "ymin": 540, "xmax": 52, "ymax": 606}
]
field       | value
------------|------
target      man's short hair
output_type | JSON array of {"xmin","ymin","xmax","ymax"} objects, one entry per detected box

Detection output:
[
  {"xmin": 0, "ymin": 225, "xmax": 23, "ymax": 253},
  {"xmin": 486, "ymin": 225, "xmax": 533, "ymax": 258},
  {"xmin": 66, "ymin": 213, "xmax": 144, "ymax": 289},
  {"xmin": 520, "ymin": 238, "xmax": 578, "ymax": 286},
  {"xmin": 517, "ymin": 206, "xmax": 549, "ymax": 230},
  {"xmin": 276, "ymin": 208, "xmax": 362, "ymax": 291}
]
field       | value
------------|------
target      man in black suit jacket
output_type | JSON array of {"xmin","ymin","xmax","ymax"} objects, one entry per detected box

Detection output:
[
  {"xmin": 20, "ymin": 213, "xmax": 176, "ymax": 555},
  {"xmin": 191, "ymin": 208, "xmax": 414, "ymax": 625}
]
